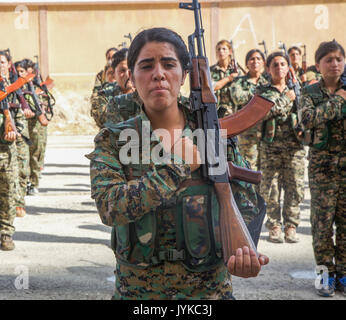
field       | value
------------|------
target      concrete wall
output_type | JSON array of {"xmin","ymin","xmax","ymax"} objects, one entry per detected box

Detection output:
[{"xmin": 0, "ymin": 1, "xmax": 345, "ymax": 96}]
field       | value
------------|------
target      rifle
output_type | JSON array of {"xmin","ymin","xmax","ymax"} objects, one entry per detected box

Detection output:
[
  {"xmin": 0, "ymin": 73, "xmax": 35, "ymax": 102},
  {"xmin": 230, "ymin": 40, "xmax": 246, "ymax": 75},
  {"xmin": 5, "ymin": 48, "xmax": 33, "ymax": 116},
  {"xmin": 0, "ymin": 77, "xmax": 17, "ymax": 141},
  {"xmin": 33, "ymin": 55, "xmax": 55, "ymax": 121},
  {"xmin": 278, "ymin": 42, "xmax": 303, "ymax": 138},
  {"xmin": 124, "ymin": 33, "xmax": 133, "ymax": 43},
  {"xmin": 179, "ymin": 0, "xmax": 274, "ymax": 262},
  {"xmin": 258, "ymin": 40, "xmax": 268, "ymax": 60}
]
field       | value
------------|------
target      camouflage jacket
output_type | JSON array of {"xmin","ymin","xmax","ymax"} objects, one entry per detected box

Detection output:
[
  {"xmin": 92, "ymin": 69, "xmax": 106, "ymax": 95},
  {"xmin": 257, "ymin": 82, "xmax": 301, "ymax": 145},
  {"xmin": 87, "ymin": 101, "xmax": 260, "ymax": 271},
  {"xmin": 299, "ymin": 79, "xmax": 346, "ymax": 153},
  {"xmin": 305, "ymin": 66, "xmax": 322, "ymax": 85},
  {"xmin": 230, "ymin": 73, "xmax": 269, "ymax": 112},
  {"xmin": 103, "ymin": 91, "xmax": 141, "ymax": 127},
  {"xmin": 90, "ymin": 82, "xmax": 122, "ymax": 128},
  {"xmin": 210, "ymin": 63, "xmax": 242, "ymax": 116}
]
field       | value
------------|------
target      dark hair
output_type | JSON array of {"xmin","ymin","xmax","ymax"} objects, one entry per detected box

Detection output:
[
  {"xmin": 0, "ymin": 50, "xmax": 12, "ymax": 62},
  {"xmin": 14, "ymin": 60, "xmax": 27, "ymax": 69},
  {"xmin": 315, "ymin": 40, "xmax": 345, "ymax": 63},
  {"xmin": 245, "ymin": 49, "xmax": 265, "ymax": 66},
  {"xmin": 105, "ymin": 47, "xmax": 118, "ymax": 58},
  {"xmin": 266, "ymin": 51, "xmax": 289, "ymax": 68},
  {"xmin": 21, "ymin": 58, "xmax": 35, "ymax": 71},
  {"xmin": 127, "ymin": 27, "xmax": 190, "ymax": 73},
  {"xmin": 288, "ymin": 46, "xmax": 302, "ymax": 55},
  {"xmin": 111, "ymin": 48, "xmax": 129, "ymax": 70}
]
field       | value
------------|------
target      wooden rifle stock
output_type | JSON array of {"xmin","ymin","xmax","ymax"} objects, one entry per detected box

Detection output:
[
  {"xmin": 219, "ymin": 95, "xmax": 274, "ymax": 138},
  {"xmin": 0, "ymin": 74, "xmax": 35, "ymax": 102},
  {"xmin": 228, "ymin": 162, "xmax": 262, "ymax": 185},
  {"xmin": 215, "ymin": 182, "xmax": 258, "ymax": 262}
]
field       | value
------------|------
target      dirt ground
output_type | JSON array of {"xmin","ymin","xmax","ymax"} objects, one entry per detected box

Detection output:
[{"xmin": 0, "ymin": 135, "xmax": 344, "ymax": 301}]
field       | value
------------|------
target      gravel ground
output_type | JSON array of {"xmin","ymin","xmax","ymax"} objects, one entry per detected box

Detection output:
[{"xmin": 0, "ymin": 135, "xmax": 344, "ymax": 301}]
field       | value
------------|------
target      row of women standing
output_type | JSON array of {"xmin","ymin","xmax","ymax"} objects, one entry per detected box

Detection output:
[
  {"xmin": 210, "ymin": 39, "xmax": 345, "ymax": 297},
  {"xmin": 0, "ymin": 51, "xmax": 49, "ymax": 251}
]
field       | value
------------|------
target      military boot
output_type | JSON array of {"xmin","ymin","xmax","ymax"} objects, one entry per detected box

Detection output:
[
  {"xmin": 1, "ymin": 234, "xmax": 15, "ymax": 251},
  {"xmin": 336, "ymin": 276, "xmax": 346, "ymax": 296},
  {"xmin": 268, "ymin": 226, "xmax": 284, "ymax": 243},
  {"xmin": 284, "ymin": 226, "xmax": 299, "ymax": 243}
]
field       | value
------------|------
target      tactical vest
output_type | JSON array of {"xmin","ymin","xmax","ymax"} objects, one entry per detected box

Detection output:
[
  {"xmin": 300, "ymin": 83, "xmax": 330, "ymax": 150},
  {"xmin": 107, "ymin": 115, "xmax": 223, "ymax": 272}
]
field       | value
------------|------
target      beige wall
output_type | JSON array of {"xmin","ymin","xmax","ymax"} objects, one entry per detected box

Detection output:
[{"xmin": 0, "ymin": 1, "xmax": 345, "ymax": 95}]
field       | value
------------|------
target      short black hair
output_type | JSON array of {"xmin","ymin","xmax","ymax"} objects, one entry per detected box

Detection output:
[
  {"xmin": 128, "ymin": 27, "xmax": 190, "ymax": 73},
  {"xmin": 0, "ymin": 50, "xmax": 11, "ymax": 62},
  {"xmin": 245, "ymin": 49, "xmax": 265, "ymax": 66},
  {"xmin": 288, "ymin": 46, "xmax": 302, "ymax": 55},
  {"xmin": 266, "ymin": 51, "xmax": 289, "ymax": 68},
  {"xmin": 111, "ymin": 48, "xmax": 129, "ymax": 70},
  {"xmin": 315, "ymin": 40, "xmax": 345, "ymax": 63}
]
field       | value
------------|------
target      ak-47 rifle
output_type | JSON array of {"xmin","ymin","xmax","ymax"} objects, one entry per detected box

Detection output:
[
  {"xmin": 5, "ymin": 48, "xmax": 33, "ymax": 117},
  {"xmin": 230, "ymin": 40, "xmax": 246, "ymax": 75},
  {"xmin": 124, "ymin": 33, "xmax": 133, "ymax": 43},
  {"xmin": 258, "ymin": 40, "xmax": 268, "ymax": 60},
  {"xmin": 33, "ymin": 55, "xmax": 55, "ymax": 120},
  {"xmin": 179, "ymin": 0, "xmax": 274, "ymax": 262},
  {"xmin": 0, "ymin": 77, "xmax": 17, "ymax": 141},
  {"xmin": 278, "ymin": 42, "xmax": 303, "ymax": 138},
  {"xmin": 0, "ymin": 73, "xmax": 35, "ymax": 102}
]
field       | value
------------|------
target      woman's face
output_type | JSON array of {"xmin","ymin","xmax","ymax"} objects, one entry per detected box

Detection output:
[
  {"xmin": 246, "ymin": 52, "xmax": 264, "ymax": 74},
  {"xmin": 216, "ymin": 44, "xmax": 231, "ymax": 62},
  {"xmin": 289, "ymin": 49, "xmax": 301, "ymax": 65},
  {"xmin": 17, "ymin": 66, "xmax": 28, "ymax": 78},
  {"xmin": 269, "ymin": 56, "xmax": 289, "ymax": 81},
  {"xmin": 129, "ymin": 41, "xmax": 186, "ymax": 112},
  {"xmin": 0, "ymin": 55, "xmax": 10, "ymax": 75},
  {"xmin": 114, "ymin": 60, "xmax": 133, "ymax": 91},
  {"xmin": 316, "ymin": 50, "xmax": 345, "ymax": 81}
]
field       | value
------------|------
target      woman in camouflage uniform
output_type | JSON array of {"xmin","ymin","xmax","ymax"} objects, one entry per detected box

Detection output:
[
  {"xmin": 210, "ymin": 40, "xmax": 241, "ymax": 117},
  {"xmin": 0, "ymin": 52, "xmax": 32, "ymax": 218},
  {"xmin": 87, "ymin": 28, "xmax": 268, "ymax": 300},
  {"xmin": 230, "ymin": 49, "xmax": 268, "ymax": 170},
  {"xmin": 0, "ymin": 52, "xmax": 26, "ymax": 250},
  {"xmin": 288, "ymin": 46, "xmax": 307, "ymax": 85},
  {"xmin": 299, "ymin": 40, "xmax": 345, "ymax": 297},
  {"xmin": 90, "ymin": 48, "xmax": 135, "ymax": 128},
  {"xmin": 258, "ymin": 52, "xmax": 305, "ymax": 244}
]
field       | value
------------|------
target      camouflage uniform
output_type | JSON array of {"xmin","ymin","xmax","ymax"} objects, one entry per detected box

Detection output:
[
  {"xmin": 305, "ymin": 66, "xmax": 322, "ymax": 85},
  {"xmin": 90, "ymin": 82, "xmax": 122, "ymax": 128},
  {"xmin": 230, "ymin": 73, "xmax": 269, "ymax": 170},
  {"xmin": 258, "ymin": 83, "xmax": 305, "ymax": 230},
  {"xmin": 210, "ymin": 63, "xmax": 240, "ymax": 117},
  {"xmin": 92, "ymin": 69, "xmax": 106, "ymax": 95},
  {"xmin": 0, "ymin": 107, "xmax": 23, "ymax": 237},
  {"xmin": 299, "ymin": 79, "xmax": 346, "ymax": 276},
  {"xmin": 24, "ymin": 87, "xmax": 48, "ymax": 189},
  {"xmin": 87, "ymin": 100, "xmax": 261, "ymax": 300},
  {"xmin": 15, "ymin": 118, "xmax": 30, "ymax": 207},
  {"xmin": 103, "ymin": 92, "xmax": 141, "ymax": 128}
]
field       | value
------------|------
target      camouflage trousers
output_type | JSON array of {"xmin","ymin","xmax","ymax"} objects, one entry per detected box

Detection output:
[
  {"xmin": 308, "ymin": 149, "xmax": 346, "ymax": 276},
  {"xmin": 15, "ymin": 119, "xmax": 30, "ymax": 208},
  {"xmin": 113, "ymin": 262, "xmax": 234, "ymax": 300},
  {"xmin": 0, "ymin": 143, "xmax": 18, "ymax": 236},
  {"xmin": 260, "ymin": 141, "xmax": 305, "ymax": 229},
  {"xmin": 28, "ymin": 118, "xmax": 48, "ymax": 187},
  {"xmin": 238, "ymin": 126, "xmax": 261, "ymax": 171}
]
